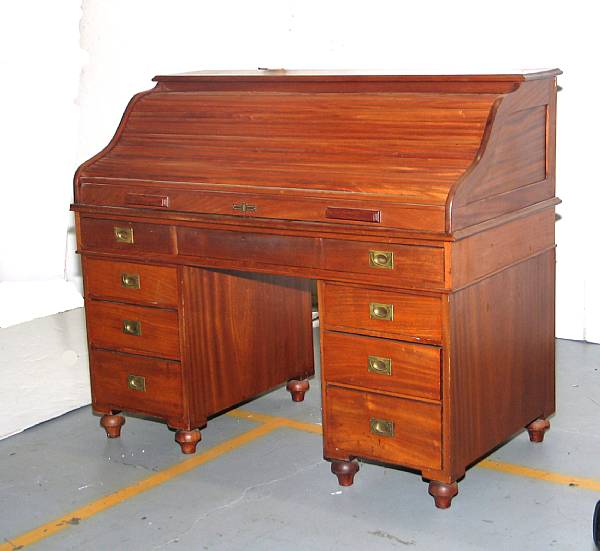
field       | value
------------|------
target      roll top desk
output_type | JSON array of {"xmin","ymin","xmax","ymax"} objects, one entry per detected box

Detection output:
[{"xmin": 72, "ymin": 69, "xmax": 560, "ymax": 508}]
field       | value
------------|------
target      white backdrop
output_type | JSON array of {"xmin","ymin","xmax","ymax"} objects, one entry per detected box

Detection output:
[{"xmin": 1, "ymin": 0, "xmax": 598, "ymax": 341}]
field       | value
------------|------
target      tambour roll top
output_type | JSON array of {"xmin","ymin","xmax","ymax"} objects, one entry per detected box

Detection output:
[{"xmin": 74, "ymin": 69, "xmax": 561, "ymax": 235}]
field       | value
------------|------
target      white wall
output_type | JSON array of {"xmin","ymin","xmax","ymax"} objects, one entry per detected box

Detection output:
[
  {"xmin": 0, "ymin": 2, "xmax": 81, "ymax": 281},
  {"xmin": 0, "ymin": 2, "xmax": 84, "ymax": 327},
  {"xmin": 2, "ymin": 0, "xmax": 598, "ymax": 341},
  {"xmin": 0, "ymin": 2, "xmax": 89, "ymax": 437}
]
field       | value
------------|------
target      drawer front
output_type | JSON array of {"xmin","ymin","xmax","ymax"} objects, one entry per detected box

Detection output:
[
  {"xmin": 90, "ymin": 349, "xmax": 183, "ymax": 422},
  {"xmin": 320, "ymin": 283, "xmax": 442, "ymax": 343},
  {"xmin": 178, "ymin": 227, "xmax": 319, "ymax": 269},
  {"xmin": 79, "ymin": 217, "xmax": 173, "ymax": 255},
  {"xmin": 321, "ymin": 240, "xmax": 445, "ymax": 288},
  {"xmin": 325, "ymin": 386, "xmax": 441, "ymax": 470},
  {"xmin": 322, "ymin": 331, "xmax": 441, "ymax": 400},
  {"xmin": 86, "ymin": 300, "xmax": 180, "ymax": 359},
  {"xmin": 83, "ymin": 258, "xmax": 179, "ymax": 307}
]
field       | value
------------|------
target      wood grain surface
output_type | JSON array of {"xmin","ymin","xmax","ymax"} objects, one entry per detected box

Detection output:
[
  {"xmin": 322, "ymin": 330, "xmax": 441, "ymax": 400},
  {"xmin": 182, "ymin": 267, "xmax": 314, "ymax": 416},
  {"xmin": 448, "ymin": 78, "xmax": 557, "ymax": 231},
  {"xmin": 448, "ymin": 250, "xmax": 555, "ymax": 479},
  {"xmin": 79, "ymin": 217, "xmax": 174, "ymax": 255},
  {"xmin": 90, "ymin": 349, "xmax": 184, "ymax": 427},
  {"xmin": 320, "ymin": 283, "xmax": 442, "ymax": 343},
  {"xmin": 450, "ymin": 208, "xmax": 555, "ymax": 288},
  {"xmin": 85, "ymin": 299, "xmax": 180, "ymax": 359},
  {"xmin": 83, "ymin": 257, "xmax": 178, "ymax": 307},
  {"xmin": 324, "ymin": 385, "xmax": 442, "ymax": 470}
]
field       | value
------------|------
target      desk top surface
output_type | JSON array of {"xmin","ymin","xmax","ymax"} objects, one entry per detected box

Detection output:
[{"xmin": 153, "ymin": 69, "xmax": 562, "ymax": 82}]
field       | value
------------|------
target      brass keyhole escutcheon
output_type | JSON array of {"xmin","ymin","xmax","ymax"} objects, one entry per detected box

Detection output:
[
  {"xmin": 232, "ymin": 202, "xmax": 257, "ymax": 215},
  {"xmin": 369, "ymin": 302, "xmax": 394, "ymax": 321},
  {"xmin": 114, "ymin": 226, "xmax": 134, "ymax": 244},
  {"xmin": 368, "ymin": 356, "xmax": 392, "ymax": 376},
  {"xmin": 127, "ymin": 374, "xmax": 146, "ymax": 392},
  {"xmin": 121, "ymin": 273, "xmax": 140, "ymax": 289},
  {"xmin": 122, "ymin": 320, "xmax": 141, "ymax": 336},
  {"xmin": 370, "ymin": 418, "xmax": 395, "ymax": 437},
  {"xmin": 369, "ymin": 250, "xmax": 394, "ymax": 269}
]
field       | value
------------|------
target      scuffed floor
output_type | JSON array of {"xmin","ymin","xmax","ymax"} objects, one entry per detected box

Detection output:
[{"xmin": 0, "ymin": 323, "xmax": 599, "ymax": 550}]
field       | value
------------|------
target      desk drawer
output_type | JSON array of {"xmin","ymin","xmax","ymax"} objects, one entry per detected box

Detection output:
[
  {"xmin": 90, "ymin": 349, "xmax": 183, "ymax": 423},
  {"xmin": 83, "ymin": 258, "xmax": 179, "ymax": 307},
  {"xmin": 320, "ymin": 283, "xmax": 442, "ymax": 343},
  {"xmin": 325, "ymin": 386, "xmax": 441, "ymax": 470},
  {"xmin": 322, "ymin": 331, "xmax": 441, "ymax": 400},
  {"xmin": 79, "ymin": 217, "xmax": 173, "ymax": 255},
  {"xmin": 86, "ymin": 300, "xmax": 180, "ymax": 359},
  {"xmin": 178, "ymin": 227, "xmax": 318, "ymax": 269},
  {"xmin": 321, "ymin": 240, "xmax": 445, "ymax": 288}
]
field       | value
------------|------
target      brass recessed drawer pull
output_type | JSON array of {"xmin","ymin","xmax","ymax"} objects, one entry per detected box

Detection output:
[
  {"xmin": 369, "ymin": 302, "xmax": 394, "ymax": 321},
  {"xmin": 368, "ymin": 355, "xmax": 392, "ymax": 376},
  {"xmin": 127, "ymin": 374, "xmax": 146, "ymax": 392},
  {"xmin": 114, "ymin": 226, "xmax": 134, "ymax": 244},
  {"xmin": 369, "ymin": 250, "xmax": 394, "ymax": 269},
  {"xmin": 370, "ymin": 418, "xmax": 395, "ymax": 437},
  {"xmin": 120, "ymin": 272, "xmax": 140, "ymax": 289},
  {"xmin": 122, "ymin": 320, "xmax": 142, "ymax": 336}
]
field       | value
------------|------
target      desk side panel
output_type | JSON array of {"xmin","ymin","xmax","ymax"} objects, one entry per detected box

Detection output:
[
  {"xmin": 448, "ymin": 78, "xmax": 558, "ymax": 232},
  {"xmin": 449, "ymin": 208, "xmax": 556, "ymax": 289},
  {"xmin": 448, "ymin": 250, "xmax": 555, "ymax": 477}
]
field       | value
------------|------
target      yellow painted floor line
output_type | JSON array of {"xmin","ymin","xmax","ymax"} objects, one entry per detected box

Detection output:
[
  {"xmin": 233, "ymin": 408, "xmax": 600, "ymax": 492},
  {"xmin": 227, "ymin": 408, "xmax": 323, "ymax": 434},
  {"xmin": 479, "ymin": 459, "xmax": 600, "ymax": 492},
  {"xmin": 0, "ymin": 420, "xmax": 279, "ymax": 551},
  {"xmin": 3, "ymin": 407, "xmax": 599, "ymax": 550},
  {"xmin": 226, "ymin": 408, "xmax": 287, "ymax": 425}
]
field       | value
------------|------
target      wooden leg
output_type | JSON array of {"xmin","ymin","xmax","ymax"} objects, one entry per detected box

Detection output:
[
  {"xmin": 428, "ymin": 481, "xmax": 458, "ymax": 509},
  {"xmin": 331, "ymin": 460, "xmax": 360, "ymax": 486},
  {"xmin": 286, "ymin": 379, "xmax": 310, "ymax": 402},
  {"xmin": 175, "ymin": 430, "xmax": 201, "ymax": 454},
  {"xmin": 100, "ymin": 414, "xmax": 125, "ymax": 438},
  {"xmin": 526, "ymin": 418, "xmax": 550, "ymax": 442}
]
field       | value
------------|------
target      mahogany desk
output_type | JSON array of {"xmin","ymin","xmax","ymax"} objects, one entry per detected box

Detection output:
[{"xmin": 72, "ymin": 70, "xmax": 560, "ymax": 508}]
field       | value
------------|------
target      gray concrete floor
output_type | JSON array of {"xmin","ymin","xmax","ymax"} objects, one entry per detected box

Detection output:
[{"xmin": 1, "ymin": 323, "xmax": 599, "ymax": 550}]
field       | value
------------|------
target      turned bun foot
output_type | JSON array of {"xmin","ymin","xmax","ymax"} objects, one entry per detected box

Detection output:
[
  {"xmin": 100, "ymin": 414, "xmax": 125, "ymax": 438},
  {"xmin": 286, "ymin": 379, "xmax": 310, "ymax": 402},
  {"xmin": 526, "ymin": 418, "xmax": 550, "ymax": 443},
  {"xmin": 175, "ymin": 430, "xmax": 201, "ymax": 454},
  {"xmin": 331, "ymin": 460, "xmax": 360, "ymax": 486},
  {"xmin": 428, "ymin": 481, "xmax": 458, "ymax": 509}
]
